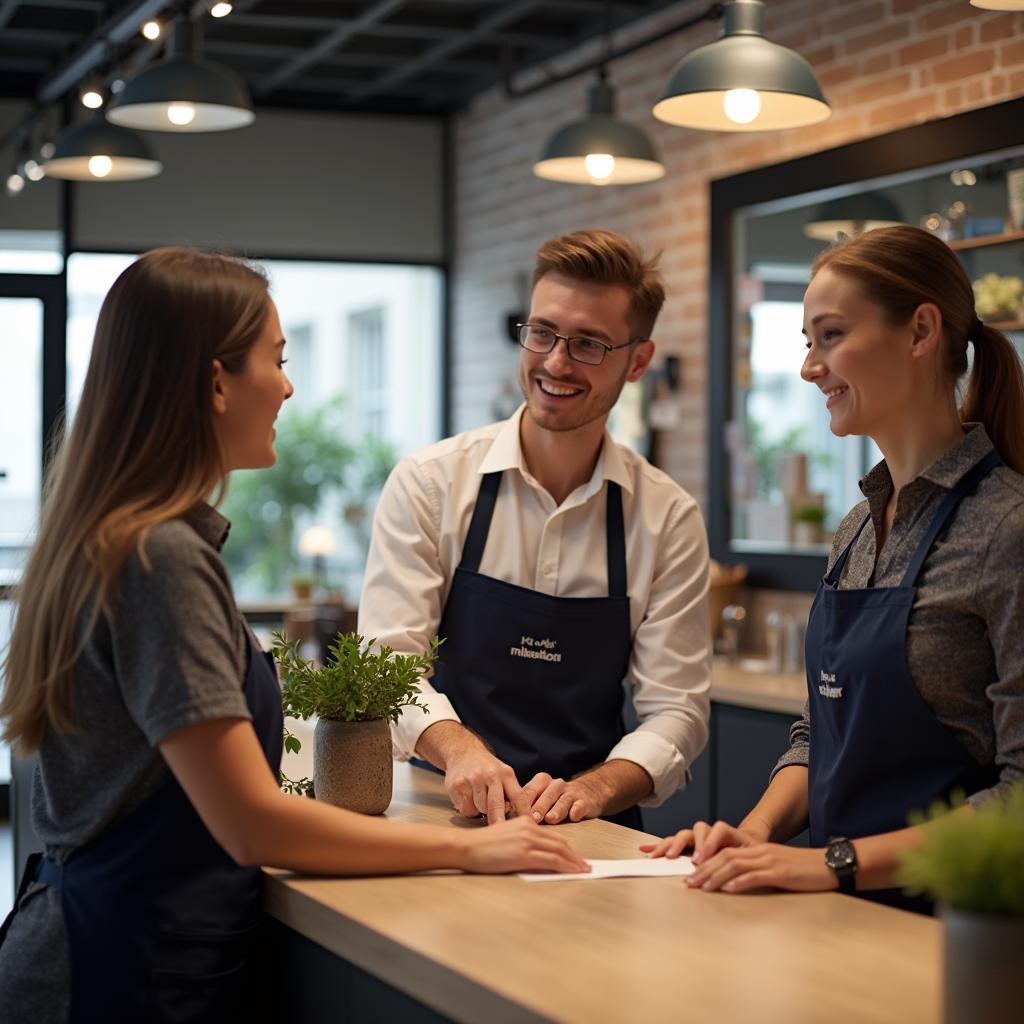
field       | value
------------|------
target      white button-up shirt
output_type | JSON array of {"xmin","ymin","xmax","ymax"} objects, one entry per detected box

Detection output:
[{"xmin": 358, "ymin": 405, "xmax": 712, "ymax": 806}]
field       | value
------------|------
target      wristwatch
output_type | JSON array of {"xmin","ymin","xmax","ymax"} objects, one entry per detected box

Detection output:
[{"xmin": 825, "ymin": 837, "xmax": 858, "ymax": 894}]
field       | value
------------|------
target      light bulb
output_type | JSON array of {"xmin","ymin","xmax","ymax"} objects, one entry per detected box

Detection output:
[
  {"xmin": 6, "ymin": 172, "xmax": 25, "ymax": 195},
  {"xmin": 210, "ymin": 2, "xmax": 233, "ymax": 16},
  {"xmin": 167, "ymin": 103, "xmax": 196, "ymax": 126},
  {"xmin": 723, "ymin": 88, "xmax": 762, "ymax": 125},
  {"xmin": 141, "ymin": 20, "xmax": 161, "ymax": 40},
  {"xmin": 88, "ymin": 155, "xmax": 113, "ymax": 178},
  {"xmin": 24, "ymin": 159, "xmax": 44, "ymax": 182},
  {"xmin": 81, "ymin": 89, "xmax": 104, "ymax": 110},
  {"xmin": 584, "ymin": 153, "xmax": 616, "ymax": 183}
]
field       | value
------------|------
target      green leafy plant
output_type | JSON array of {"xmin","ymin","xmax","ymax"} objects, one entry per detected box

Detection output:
[
  {"xmin": 899, "ymin": 782, "xmax": 1024, "ymax": 916},
  {"xmin": 791, "ymin": 504, "xmax": 826, "ymax": 526},
  {"xmin": 274, "ymin": 630, "xmax": 436, "ymax": 725}
]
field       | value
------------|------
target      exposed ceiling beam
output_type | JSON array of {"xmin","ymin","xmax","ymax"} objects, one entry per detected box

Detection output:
[
  {"xmin": 347, "ymin": 0, "xmax": 545, "ymax": 101},
  {"xmin": 0, "ymin": 0, "xmax": 22, "ymax": 35},
  {"xmin": 254, "ymin": 0, "xmax": 407, "ymax": 98}
]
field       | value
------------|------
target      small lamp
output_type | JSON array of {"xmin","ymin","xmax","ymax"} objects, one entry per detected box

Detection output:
[
  {"xmin": 299, "ymin": 525, "xmax": 336, "ymax": 591},
  {"xmin": 43, "ymin": 115, "xmax": 162, "ymax": 181},
  {"xmin": 653, "ymin": 0, "xmax": 830, "ymax": 132}
]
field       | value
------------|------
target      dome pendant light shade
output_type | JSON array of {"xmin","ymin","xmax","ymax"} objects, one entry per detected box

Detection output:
[
  {"xmin": 803, "ymin": 192, "xmax": 904, "ymax": 241},
  {"xmin": 43, "ymin": 116, "xmax": 162, "ymax": 181},
  {"xmin": 534, "ymin": 78, "xmax": 665, "ymax": 185},
  {"xmin": 653, "ymin": 0, "xmax": 830, "ymax": 132},
  {"xmin": 107, "ymin": 15, "xmax": 253, "ymax": 132}
]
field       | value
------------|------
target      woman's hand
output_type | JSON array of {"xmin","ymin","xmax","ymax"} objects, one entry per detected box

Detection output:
[
  {"xmin": 458, "ymin": 816, "xmax": 591, "ymax": 875},
  {"xmin": 685, "ymin": 842, "xmax": 837, "ymax": 893},
  {"xmin": 639, "ymin": 820, "xmax": 765, "ymax": 864}
]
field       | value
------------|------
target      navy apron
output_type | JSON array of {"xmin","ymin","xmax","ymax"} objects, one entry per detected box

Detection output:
[
  {"xmin": 2, "ymin": 628, "xmax": 283, "ymax": 1022},
  {"xmin": 428, "ymin": 470, "xmax": 640, "ymax": 828},
  {"xmin": 806, "ymin": 449, "xmax": 1002, "ymax": 914}
]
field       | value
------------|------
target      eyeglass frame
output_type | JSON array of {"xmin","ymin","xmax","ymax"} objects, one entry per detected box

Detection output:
[{"xmin": 515, "ymin": 322, "xmax": 646, "ymax": 366}]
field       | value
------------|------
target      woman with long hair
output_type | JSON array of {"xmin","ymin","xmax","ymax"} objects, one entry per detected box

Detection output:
[
  {"xmin": 644, "ymin": 225, "xmax": 1024, "ymax": 912},
  {"xmin": 0, "ymin": 248, "xmax": 587, "ymax": 1022}
]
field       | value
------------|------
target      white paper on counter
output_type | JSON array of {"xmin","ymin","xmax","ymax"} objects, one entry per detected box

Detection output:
[{"xmin": 518, "ymin": 856, "xmax": 694, "ymax": 882}]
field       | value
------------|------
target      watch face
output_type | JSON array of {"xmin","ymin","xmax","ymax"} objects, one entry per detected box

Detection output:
[{"xmin": 826, "ymin": 840, "xmax": 856, "ymax": 870}]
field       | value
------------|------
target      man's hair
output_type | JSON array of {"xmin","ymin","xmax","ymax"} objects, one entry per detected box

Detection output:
[{"xmin": 531, "ymin": 228, "xmax": 666, "ymax": 338}]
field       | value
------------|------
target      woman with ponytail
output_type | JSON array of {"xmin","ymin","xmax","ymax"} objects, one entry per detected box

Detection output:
[
  {"xmin": 0, "ymin": 248, "xmax": 586, "ymax": 1023},
  {"xmin": 644, "ymin": 225, "xmax": 1024, "ymax": 912}
]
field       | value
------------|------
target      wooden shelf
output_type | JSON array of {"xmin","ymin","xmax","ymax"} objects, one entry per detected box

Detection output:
[{"xmin": 948, "ymin": 229, "xmax": 1024, "ymax": 251}]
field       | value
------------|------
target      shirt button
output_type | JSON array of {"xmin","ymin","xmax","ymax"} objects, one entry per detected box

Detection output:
[{"xmin": 542, "ymin": 563, "xmax": 554, "ymax": 576}]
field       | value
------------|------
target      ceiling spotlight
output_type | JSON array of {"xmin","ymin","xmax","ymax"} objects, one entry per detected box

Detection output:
[
  {"xmin": 534, "ymin": 73, "xmax": 665, "ymax": 186},
  {"xmin": 80, "ymin": 78, "xmax": 105, "ymax": 110},
  {"xmin": 43, "ymin": 115, "xmax": 162, "ymax": 181},
  {"xmin": 141, "ymin": 20, "xmax": 162, "ymax": 40},
  {"xmin": 5, "ymin": 170, "xmax": 25, "ymax": 196},
  {"xmin": 653, "ymin": 0, "xmax": 830, "ymax": 132},
  {"xmin": 22, "ymin": 157, "xmax": 45, "ymax": 182},
  {"xmin": 209, "ymin": 2, "xmax": 233, "ymax": 16},
  {"xmin": 108, "ymin": 13, "xmax": 254, "ymax": 132}
]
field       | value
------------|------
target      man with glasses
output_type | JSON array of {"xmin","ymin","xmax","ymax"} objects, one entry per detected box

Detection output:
[{"xmin": 359, "ymin": 229, "xmax": 711, "ymax": 829}]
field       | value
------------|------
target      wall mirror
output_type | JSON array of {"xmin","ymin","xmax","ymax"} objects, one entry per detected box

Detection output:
[{"xmin": 709, "ymin": 96, "xmax": 1024, "ymax": 590}]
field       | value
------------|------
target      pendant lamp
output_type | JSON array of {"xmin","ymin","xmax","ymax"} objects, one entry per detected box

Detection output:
[
  {"xmin": 534, "ymin": 72, "xmax": 665, "ymax": 185},
  {"xmin": 107, "ymin": 13, "xmax": 253, "ymax": 132},
  {"xmin": 43, "ymin": 116, "xmax": 162, "ymax": 181},
  {"xmin": 653, "ymin": 0, "xmax": 830, "ymax": 132},
  {"xmin": 803, "ymin": 192, "xmax": 903, "ymax": 241}
]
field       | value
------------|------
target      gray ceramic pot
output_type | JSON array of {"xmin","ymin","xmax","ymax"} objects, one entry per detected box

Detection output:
[
  {"xmin": 313, "ymin": 717, "xmax": 393, "ymax": 815},
  {"xmin": 942, "ymin": 906, "xmax": 1024, "ymax": 1024}
]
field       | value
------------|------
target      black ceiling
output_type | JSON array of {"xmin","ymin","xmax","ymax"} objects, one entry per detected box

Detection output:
[{"xmin": 0, "ymin": 0, "xmax": 686, "ymax": 116}]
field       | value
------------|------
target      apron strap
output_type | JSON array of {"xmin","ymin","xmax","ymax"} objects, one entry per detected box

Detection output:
[
  {"xmin": 606, "ymin": 482, "xmax": 627, "ymax": 598},
  {"xmin": 824, "ymin": 512, "xmax": 871, "ymax": 587},
  {"xmin": 459, "ymin": 471, "xmax": 502, "ymax": 573},
  {"xmin": 899, "ymin": 449, "xmax": 1003, "ymax": 588}
]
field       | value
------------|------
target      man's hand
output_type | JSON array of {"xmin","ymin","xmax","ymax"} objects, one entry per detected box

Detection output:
[
  {"xmin": 416, "ymin": 721, "xmax": 532, "ymax": 825},
  {"xmin": 523, "ymin": 759, "xmax": 653, "ymax": 824}
]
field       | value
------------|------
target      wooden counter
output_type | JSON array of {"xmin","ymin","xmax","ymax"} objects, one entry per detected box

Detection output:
[{"xmin": 264, "ymin": 762, "xmax": 941, "ymax": 1024}]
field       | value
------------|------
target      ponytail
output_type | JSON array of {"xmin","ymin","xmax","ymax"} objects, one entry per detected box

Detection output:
[{"xmin": 961, "ymin": 323, "xmax": 1024, "ymax": 474}]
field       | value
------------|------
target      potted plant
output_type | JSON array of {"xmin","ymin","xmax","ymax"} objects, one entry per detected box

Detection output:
[
  {"xmin": 273, "ymin": 631, "xmax": 436, "ymax": 814},
  {"xmin": 289, "ymin": 574, "xmax": 314, "ymax": 601},
  {"xmin": 791, "ymin": 503, "xmax": 826, "ymax": 545},
  {"xmin": 899, "ymin": 783, "xmax": 1024, "ymax": 1024}
]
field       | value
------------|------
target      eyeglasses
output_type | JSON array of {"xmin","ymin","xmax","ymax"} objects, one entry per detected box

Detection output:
[{"xmin": 516, "ymin": 322, "xmax": 640, "ymax": 367}]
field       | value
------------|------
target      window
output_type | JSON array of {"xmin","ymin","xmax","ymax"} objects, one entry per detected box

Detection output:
[{"xmin": 349, "ymin": 306, "xmax": 386, "ymax": 440}]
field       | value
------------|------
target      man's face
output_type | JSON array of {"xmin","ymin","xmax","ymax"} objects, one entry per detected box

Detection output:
[{"xmin": 518, "ymin": 272, "xmax": 654, "ymax": 435}]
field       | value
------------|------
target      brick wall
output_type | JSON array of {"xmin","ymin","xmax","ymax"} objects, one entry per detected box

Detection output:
[{"xmin": 450, "ymin": 0, "xmax": 1024, "ymax": 509}]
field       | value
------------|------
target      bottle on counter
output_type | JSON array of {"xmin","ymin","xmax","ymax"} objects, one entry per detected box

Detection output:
[
  {"xmin": 765, "ymin": 611, "xmax": 785, "ymax": 673},
  {"xmin": 784, "ymin": 614, "xmax": 805, "ymax": 675}
]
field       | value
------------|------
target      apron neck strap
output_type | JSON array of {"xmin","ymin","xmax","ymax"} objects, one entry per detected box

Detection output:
[
  {"xmin": 459, "ymin": 471, "xmax": 502, "ymax": 573},
  {"xmin": 606, "ymin": 482, "xmax": 627, "ymax": 598},
  {"xmin": 825, "ymin": 513, "xmax": 871, "ymax": 587},
  {"xmin": 459, "ymin": 472, "xmax": 629, "ymax": 598},
  {"xmin": 899, "ymin": 448, "xmax": 1003, "ymax": 588}
]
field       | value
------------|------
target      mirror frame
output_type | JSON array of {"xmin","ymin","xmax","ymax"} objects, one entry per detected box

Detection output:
[{"xmin": 708, "ymin": 96, "xmax": 1024, "ymax": 590}]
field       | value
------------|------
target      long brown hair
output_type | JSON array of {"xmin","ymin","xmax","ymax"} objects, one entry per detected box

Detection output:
[
  {"xmin": 812, "ymin": 224, "xmax": 1024, "ymax": 473},
  {"xmin": 1, "ymin": 247, "xmax": 270, "ymax": 753}
]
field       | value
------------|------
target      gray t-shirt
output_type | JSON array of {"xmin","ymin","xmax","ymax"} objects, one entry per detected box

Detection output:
[{"xmin": 0, "ymin": 505, "xmax": 253, "ymax": 1022}]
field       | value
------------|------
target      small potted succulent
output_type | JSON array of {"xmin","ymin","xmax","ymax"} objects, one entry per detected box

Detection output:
[
  {"xmin": 274, "ymin": 631, "xmax": 437, "ymax": 814},
  {"xmin": 899, "ymin": 783, "xmax": 1024, "ymax": 1024}
]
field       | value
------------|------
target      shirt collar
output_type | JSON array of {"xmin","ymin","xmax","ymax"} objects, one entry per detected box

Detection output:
[
  {"xmin": 184, "ymin": 502, "xmax": 232, "ymax": 552},
  {"xmin": 860, "ymin": 422, "xmax": 995, "ymax": 500},
  {"xmin": 479, "ymin": 403, "xmax": 635, "ymax": 497}
]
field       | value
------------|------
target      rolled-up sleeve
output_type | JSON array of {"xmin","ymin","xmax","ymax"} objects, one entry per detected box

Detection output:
[
  {"xmin": 607, "ymin": 499, "xmax": 711, "ymax": 806},
  {"xmin": 770, "ymin": 702, "xmax": 810, "ymax": 784},
  {"xmin": 358, "ymin": 457, "xmax": 460, "ymax": 759}
]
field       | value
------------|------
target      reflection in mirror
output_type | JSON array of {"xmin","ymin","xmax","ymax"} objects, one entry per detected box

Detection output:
[{"xmin": 727, "ymin": 142, "xmax": 1024, "ymax": 558}]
